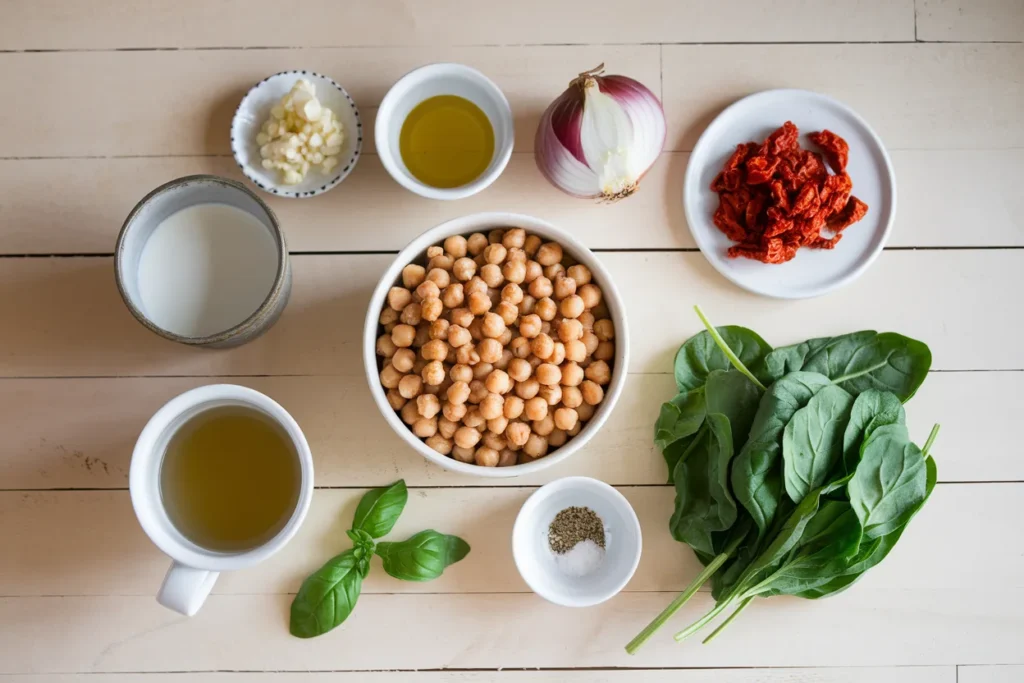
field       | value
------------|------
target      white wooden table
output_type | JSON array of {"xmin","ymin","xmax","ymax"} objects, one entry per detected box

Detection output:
[{"xmin": 1, "ymin": 2, "xmax": 1022, "ymax": 681}]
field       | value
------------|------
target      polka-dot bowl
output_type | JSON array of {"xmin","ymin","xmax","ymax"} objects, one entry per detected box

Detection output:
[{"xmin": 231, "ymin": 70, "xmax": 362, "ymax": 199}]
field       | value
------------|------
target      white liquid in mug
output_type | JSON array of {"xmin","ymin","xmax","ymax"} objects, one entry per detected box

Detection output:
[{"xmin": 137, "ymin": 203, "xmax": 279, "ymax": 338}]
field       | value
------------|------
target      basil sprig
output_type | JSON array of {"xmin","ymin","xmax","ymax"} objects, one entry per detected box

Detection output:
[{"xmin": 290, "ymin": 480, "xmax": 470, "ymax": 638}]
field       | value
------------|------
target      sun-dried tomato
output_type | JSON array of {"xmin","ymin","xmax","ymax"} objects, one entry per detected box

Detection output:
[{"xmin": 708, "ymin": 122, "xmax": 867, "ymax": 264}]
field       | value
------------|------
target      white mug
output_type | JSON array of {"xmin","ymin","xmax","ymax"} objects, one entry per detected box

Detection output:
[{"xmin": 129, "ymin": 384, "xmax": 314, "ymax": 616}]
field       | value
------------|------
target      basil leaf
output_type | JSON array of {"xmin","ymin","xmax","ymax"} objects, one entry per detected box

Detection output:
[
  {"xmin": 848, "ymin": 424, "xmax": 928, "ymax": 539},
  {"xmin": 673, "ymin": 326, "xmax": 771, "ymax": 393},
  {"xmin": 375, "ymin": 530, "xmax": 471, "ymax": 581},
  {"xmin": 290, "ymin": 549, "xmax": 363, "ymax": 638},
  {"xmin": 353, "ymin": 480, "xmax": 408, "ymax": 539},
  {"xmin": 782, "ymin": 384, "xmax": 855, "ymax": 503}
]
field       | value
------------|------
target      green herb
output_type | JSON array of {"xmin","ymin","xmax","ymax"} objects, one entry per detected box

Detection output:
[
  {"xmin": 548, "ymin": 506, "xmax": 606, "ymax": 554},
  {"xmin": 290, "ymin": 480, "xmax": 470, "ymax": 638},
  {"xmin": 626, "ymin": 307, "xmax": 937, "ymax": 654}
]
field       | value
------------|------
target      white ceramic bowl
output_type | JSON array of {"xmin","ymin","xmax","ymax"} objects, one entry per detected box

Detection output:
[
  {"xmin": 375, "ymin": 63, "xmax": 514, "ymax": 200},
  {"xmin": 231, "ymin": 70, "xmax": 362, "ymax": 199},
  {"xmin": 512, "ymin": 477, "xmax": 642, "ymax": 607},
  {"xmin": 363, "ymin": 212, "xmax": 629, "ymax": 478}
]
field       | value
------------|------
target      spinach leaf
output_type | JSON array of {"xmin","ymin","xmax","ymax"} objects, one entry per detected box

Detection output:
[
  {"xmin": 655, "ymin": 389, "xmax": 705, "ymax": 453},
  {"xmin": 352, "ymin": 479, "xmax": 408, "ymax": 539},
  {"xmin": 783, "ymin": 384, "xmax": 855, "ymax": 502},
  {"xmin": 848, "ymin": 424, "xmax": 928, "ymax": 539},
  {"xmin": 375, "ymin": 530, "xmax": 471, "ymax": 581},
  {"xmin": 669, "ymin": 414, "xmax": 738, "ymax": 557},
  {"xmin": 842, "ymin": 390, "xmax": 905, "ymax": 473},
  {"xmin": 290, "ymin": 549, "xmax": 363, "ymax": 638},
  {"xmin": 731, "ymin": 372, "xmax": 833, "ymax": 537},
  {"xmin": 674, "ymin": 326, "xmax": 771, "ymax": 393},
  {"xmin": 758, "ymin": 331, "xmax": 931, "ymax": 402},
  {"xmin": 705, "ymin": 370, "xmax": 762, "ymax": 445}
]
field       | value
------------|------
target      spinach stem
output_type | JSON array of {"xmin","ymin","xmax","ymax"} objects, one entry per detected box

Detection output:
[
  {"xmin": 922, "ymin": 423, "xmax": 940, "ymax": 457},
  {"xmin": 624, "ymin": 549, "xmax": 729, "ymax": 654},
  {"xmin": 693, "ymin": 305, "xmax": 766, "ymax": 391},
  {"xmin": 673, "ymin": 595, "xmax": 734, "ymax": 642},
  {"xmin": 701, "ymin": 596, "xmax": 753, "ymax": 644}
]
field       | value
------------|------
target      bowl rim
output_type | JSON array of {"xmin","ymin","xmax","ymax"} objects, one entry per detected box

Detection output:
[
  {"xmin": 231, "ymin": 69, "xmax": 363, "ymax": 199},
  {"xmin": 362, "ymin": 212, "xmax": 630, "ymax": 478},
  {"xmin": 511, "ymin": 476, "xmax": 643, "ymax": 607},
  {"xmin": 374, "ymin": 62, "xmax": 515, "ymax": 201}
]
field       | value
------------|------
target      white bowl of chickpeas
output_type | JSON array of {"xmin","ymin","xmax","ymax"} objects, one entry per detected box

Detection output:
[{"xmin": 364, "ymin": 212, "xmax": 628, "ymax": 476}]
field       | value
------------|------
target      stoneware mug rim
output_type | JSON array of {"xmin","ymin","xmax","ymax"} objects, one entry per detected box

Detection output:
[{"xmin": 114, "ymin": 174, "xmax": 289, "ymax": 346}]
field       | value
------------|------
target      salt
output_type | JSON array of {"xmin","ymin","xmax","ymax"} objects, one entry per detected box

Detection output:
[{"xmin": 552, "ymin": 538, "xmax": 605, "ymax": 577}]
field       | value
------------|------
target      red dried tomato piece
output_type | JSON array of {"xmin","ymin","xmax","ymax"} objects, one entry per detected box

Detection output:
[
  {"xmin": 745, "ymin": 155, "xmax": 780, "ymax": 184},
  {"xmin": 713, "ymin": 202, "xmax": 748, "ymax": 242},
  {"xmin": 827, "ymin": 196, "xmax": 869, "ymax": 231},
  {"xmin": 808, "ymin": 130, "xmax": 850, "ymax": 174},
  {"xmin": 790, "ymin": 182, "xmax": 819, "ymax": 217},
  {"xmin": 763, "ymin": 216, "xmax": 795, "ymax": 238},
  {"xmin": 725, "ymin": 142, "xmax": 758, "ymax": 172},
  {"xmin": 769, "ymin": 180, "xmax": 790, "ymax": 213},
  {"xmin": 763, "ymin": 121, "xmax": 800, "ymax": 156},
  {"xmin": 807, "ymin": 233, "xmax": 843, "ymax": 249}
]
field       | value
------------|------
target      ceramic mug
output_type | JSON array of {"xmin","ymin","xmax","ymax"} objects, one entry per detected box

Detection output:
[{"xmin": 130, "ymin": 384, "xmax": 314, "ymax": 616}]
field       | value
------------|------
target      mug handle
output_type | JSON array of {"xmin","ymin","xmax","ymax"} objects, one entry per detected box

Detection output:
[{"xmin": 157, "ymin": 561, "xmax": 219, "ymax": 616}]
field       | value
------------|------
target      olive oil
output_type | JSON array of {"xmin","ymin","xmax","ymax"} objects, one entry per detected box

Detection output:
[
  {"xmin": 399, "ymin": 95, "xmax": 495, "ymax": 188},
  {"xmin": 160, "ymin": 406, "xmax": 299, "ymax": 552}
]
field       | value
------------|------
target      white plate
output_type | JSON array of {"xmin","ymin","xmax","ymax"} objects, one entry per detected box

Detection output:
[
  {"xmin": 231, "ymin": 70, "xmax": 362, "ymax": 199},
  {"xmin": 684, "ymin": 89, "xmax": 896, "ymax": 299}
]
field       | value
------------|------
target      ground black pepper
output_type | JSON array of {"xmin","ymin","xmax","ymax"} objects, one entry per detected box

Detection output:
[{"xmin": 548, "ymin": 506, "xmax": 605, "ymax": 554}]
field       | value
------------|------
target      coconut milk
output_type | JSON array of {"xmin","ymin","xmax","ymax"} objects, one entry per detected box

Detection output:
[{"xmin": 137, "ymin": 203, "xmax": 279, "ymax": 338}]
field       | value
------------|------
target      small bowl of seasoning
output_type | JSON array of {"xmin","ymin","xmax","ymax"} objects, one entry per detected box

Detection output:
[
  {"xmin": 375, "ymin": 63, "xmax": 514, "ymax": 200},
  {"xmin": 512, "ymin": 476, "xmax": 641, "ymax": 607}
]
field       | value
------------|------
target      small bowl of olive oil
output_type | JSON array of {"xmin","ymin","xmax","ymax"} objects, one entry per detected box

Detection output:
[{"xmin": 376, "ymin": 63, "xmax": 514, "ymax": 200}]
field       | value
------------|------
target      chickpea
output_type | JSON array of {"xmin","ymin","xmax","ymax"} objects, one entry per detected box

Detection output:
[
  {"xmin": 380, "ymin": 363, "xmax": 403, "ymax": 389},
  {"xmin": 479, "ymin": 263, "xmax": 502, "ymax": 288},
  {"xmin": 495, "ymin": 348, "xmax": 513, "ymax": 370},
  {"xmin": 401, "ymin": 264, "xmax": 425, "ymax": 288},
  {"xmin": 559, "ymin": 295, "xmax": 585, "ymax": 319},
  {"xmin": 536, "ymin": 363, "xmax": 561, "ymax": 386},
  {"xmin": 380, "ymin": 307, "xmax": 399, "ymax": 326},
  {"xmin": 429, "ymin": 319, "xmax": 450, "ymax": 341},
  {"xmin": 533, "ymin": 414, "xmax": 555, "ymax": 437},
  {"xmin": 561, "ymin": 385, "xmax": 583, "ymax": 409},
  {"xmin": 443, "ymin": 401, "xmax": 468, "ymax": 422},
  {"xmin": 498, "ymin": 449, "xmax": 518, "ymax": 467},
  {"xmin": 422, "ymin": 360, "xmax": 446, "ymax": 386},
  {"xmin": 501, "ymin": 282, "xmax": 524, "ymax": 304},
  {"xmin": 538, "ymin": 384, "xmax": 562, "ymax": 406},
  {"xmin": 397, "ymin": 373, "xmax": 424, "ymax": 400},
  {"xmin": 549, "ymin": 429, "xmax": 568, "ymax": 448},
  {"xmin": 390, "ymin": 348, "xmax": 415, "ymax": 373},
  {"xmin": 519, "ymin": 314, "xmax": 542, "ymax": 338},
  {"xmin": 494, "ymin": 302, "xmax": 518, "ymax": 327},
  {"xmin": 553, "ymin": 407, "xmax": 578, "ymax": 431},
  {"xmin": 413, "ymin": 356, "xmax": 428, "ymax": 374},
  {"xmin": 463, "ymin": 406, "xmax": 486, "ymax": 428},
  {"xmin": 549, "ymin": 342, "xmax": 566, "ymax": 366},
  {"xmin": 468, "ymin": 291, "xmax": 492, "ymax": 315},
  {"xmin": 436, "ymin": 284, "xmax": 461, "ymax": 310},
  {"xmin": 467, "ymin": 232, "xmax": 488, "ymax": 255},
  {"xmin": 400, "ymin": 401, "xmax": 421, "ymax": 425},
  {"xmin": 444, "ymin": 235, "xmax": 468, "ymax": 258},
  {"xmin": 427, "ymin": 246, "xmax": 444, "ymax": 259},
  {"xmin": 447, "ymin": 380, "xmax": 471, "ymax": 405},
  {"xmin": 454, "ymin": 426, "xmax": 482, "ymax": 449},
  {"xmin": 453, "ymin": 257, "xmax": 477, "ymax": 282},
  {"xmin": 581, "ymin": 380, "xmax": 605, "ymax": 406},
  {"xmin": 483, "ymin": 432, "xmax": 508, "ymax": 453},
  {"xmin": 428, "ymin": 254, "xmax": 454, "ymax": 272},
  {"xmin": 450, "ymin": 308, "xmax": 474, "ymax": 328},
  {"xmin": 482, "ymin": 243, "xmax": 506, "ymax": 265},
  {"xmin": 446, "ymin": 324, "xmax": 471, "ymax": 349},
  {"xmin": 456, "ymin": 343, "xmax": 479, "ymax": 365},
  {"xmin": 528, "ymin": 355, "xmax": 543, "ymax": 370},
  {"xmin": 555, "ymin": 318, "xmax": 582, "ymax": 343},
  {"xmin": 524, "ymin": 260, "xmax": 543, "ymax": 283},
  {"xmin": 516, "ymin": 378, "xmax": 541, "ymax": 400},
  {"xmin": 422, "ymin": 381, "xmax": 442, "ymax": 396},
  {"xmin": 579, "ymin": 310, "xmax": 595, "ymax": 331},
  {"xmin": 468, "ymin": 380, "xmax": 489, "ymax": 404},
  {"xmin": 519, "ymin": 295, "xmax": 537, "ymax": 316},
  {"xmin": 523, "ymin": 333, "xmax": 550, "ymax": 360},
  {"xmin": 507, "ymin": 357, "xmax": 531, "ymax": 382},
  {"xmin": 485, "ymin": 369, "xmax": 512, "ymax": 394},
  {"xmin": 376, "ymin": 333, "xmax": 398, "ymax": 358},
  {"xmin": 576, "ymin": 401, "xmax": 596, "ymax": 422},
  {"xmin": 470, "ymin": 445, "xmax": 498, "ymax": 467},
  {"xmin": 450, "ymin": 364, "xmax": 473, "ymax": 383},
  {"xmin": 388, "ymin": 287, "xmax": 412, "ymax": 312},
  {"xmin": 476, "ymin": 312, "xmax": 502, "ymax": 339},
  {"xmin": 487, "ymin": 228, "xmax": 505, "ymax": 244},
  {"xmin": 544, "ymin": 263, "xmax": 565, "ymax": 280},
  {"xmin": 418, "ymin": 339, "xmax": 445, "ymax": 362},
  {"xmin": 535, "ymin": 296, "xmax": 557, "ymax": 321},
  {"xmin": 581, "ymin": 330, "xmax": 600, "ymax": 356},
  {"xmin": 501, "ymin": 228, "xmax": 526, "ymax": 249},
  {"xmin": 529, "ymin": 276, "xmax": 553, "ymax": 300},
  {"xmin": 414, "ymin": 324, "xmax": 431, "ymax": 348},
  {"xmin": 561, "ymin": 361, "xmax": 584, "ymax": 387},
  {"xmin": 384, "ymin": 321, "xmax": 398, "ymax": 334},
  {"xmin": 425, "ymin": 267, "xmax": 450, "ymax": 289},
  {"xmin": 452, "ymin": 445, "xmax": 475, "ymax": 463},
  {"xmin": 472, "ymin": 361, "xmax": 494, "ymax": 381},
  {"xmin": 471, "ymin": 338, "xmax": 499, "ymax": 364},
  {"xmin": 523, "ymin": 396, "xmax": 548, "ymax": 421},
  {"xmin": 564, "ymin": 263, "xmax": 590, "ymax": 285},
  {"xmin": 426, "ymin": 433, "xmax": 453, "ymax": 455},
  {"xmin": 416, "ymin": 297, "xmax": 440, "ymax": 322},
  {"xmin": 594, "ymin": 341, "xmax": 614, "ymax": 362},
  {"xmin": 386, "ymin": 388, "xmax": 407, "ymax": 411},
  {"xmin": 465, "ymin": 276, "xmax": 487, "ymax": 296},
  {"xmin": 563, "ymin": 339, "xmax": 587, "ymax": 363},
  {"xmin": 510, "ymin": 336, "xmax": 531, "ymax": 359},
  {"xmin": 585, "ymin": 360, "xmax": 611, "ymax": 386},
  {"xmin": 540, "ymin": 321, "xmax": 552, "ymax": 336},
  {"xmin": 503, "ymin": 395, "xmax": 525, "ymax": 419},
  {"xmin": 488, "ymin": 287, "xmax": 503, "ymax": 308},
  {"xmin": 413, "ymin": 394, "xmax": 437, "ymax": 419},
  {"xmin": 414, "ymin": 280, "xmax": 440, "ymax": 302},
  {"xmin": 479, "ymin": 393, "xmax": 505, "ymax": 420},
  {"xmin": 502, "ymin": 259, "xmax": 526, "ymax": 284},
  {"xmin": 507, "ymin": 247, "xmax": 527, "ymax": 263},
  {"xmin": 487, "ymin": 416, "xmax": 509, "ymax": 436},
  {"xmin": 412, "ymin": 416, "xmax": 438, "ymax": 438},
  {"xmin": 438, "ymin": 416, "xmax": 458, "ymax": 439},
  {"xmin": 533, "ymin": 241, "xmax": 561, "ymax": 266},
  {"xmin": 594, "ymin": 318, "xmax": 615, "ymax": 341},
  {"xmin": 523, "ymin": 433, "xmax": 549, "ymax": 458},
  {"xmin": 523, "ymin": 234, "xmax": 543, "ymax": 256},
  {"xmin": 568, "ymin": 422, "xmax": 582, "ymax": 437},
  {"xmin": 553, "ymin": 275, "xmax": 577, "ymax": 300},
  {"xmin": 578, "ymin": 283, "xmax": 602, "ymax": 309},
  {"xmin": 506, "ymin": 421, "xmax": 531, "ymax": 447}
]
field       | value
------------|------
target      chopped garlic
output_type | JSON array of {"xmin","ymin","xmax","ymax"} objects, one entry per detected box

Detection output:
[{"xmin": 257, "ymin": 79, "xmax": 344, "ymax": 185}]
